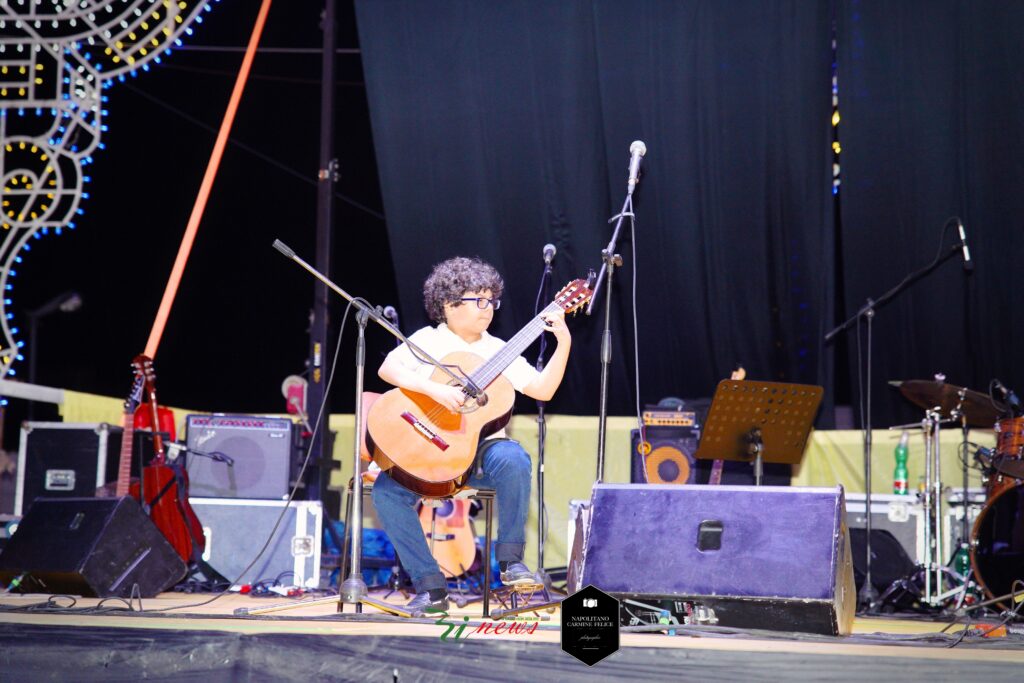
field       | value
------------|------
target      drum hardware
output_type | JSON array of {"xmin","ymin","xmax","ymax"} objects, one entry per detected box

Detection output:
[
  {"xmin": 890, "ymin": 378, "xmax": 1004, "ymax": 428},
  {"xmin": 888, "ymin": 376, "xmax": 1015, "ymax": 610},
  {"xmin": 920, "ymin": 407, "xmax": 960, "ymax": 606},
  {"xmin": 886, "ymin": 410, "xmax": 963, "ymax": 606},
  {"xmin": 954, "ymin": 580, "xmax": 1024, "ymax": 619}
]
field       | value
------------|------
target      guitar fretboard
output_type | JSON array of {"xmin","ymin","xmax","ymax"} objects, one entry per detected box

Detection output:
[
  {"xmin": 116, "ymin": 413, "xmax": 134, "ymax": 497},
  {"xmin": 468, "ymin": 301, "xmax": 560, "ymax": 390}
]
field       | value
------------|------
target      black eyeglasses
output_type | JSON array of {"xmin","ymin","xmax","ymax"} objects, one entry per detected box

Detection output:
[{"xmin": 459, "ymin": 297, "xmax": 501, "ymax": 310}]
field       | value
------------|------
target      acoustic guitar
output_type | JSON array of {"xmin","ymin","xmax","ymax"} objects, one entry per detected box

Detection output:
[
  {"xmin": 367, "ymin": 278, "xmax": 593, "ymax": 498},
  {"xmin": 418, "ymin": 498, "xmax": 476, "ymax": 578},
  {"xmin": 95, "ymin": 369, "xmax": 146, "ymax": 499}
]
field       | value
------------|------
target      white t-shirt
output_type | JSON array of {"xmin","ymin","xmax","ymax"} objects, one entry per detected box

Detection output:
[{"xmin": 385, "ymin": 323, "xmax": 540, "ymax": 439}]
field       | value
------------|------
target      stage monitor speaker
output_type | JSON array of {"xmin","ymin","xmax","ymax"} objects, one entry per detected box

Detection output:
[
  {"xmin": 0, "ymin": 497, "xmax": 186, "ymax": 597},
  {"xmin": 629, "ymin": 427, "xmax": 698, "ymax": 484},
  {"xmin": 185, "ymin": 415, "xmax": 292, "ymax": 499},
  {"xmin": 577, "ymin": 483, "xmax": 856, "ymax": 635}
]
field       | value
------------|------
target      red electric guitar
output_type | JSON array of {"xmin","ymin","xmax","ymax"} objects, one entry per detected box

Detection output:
[{"xmin": 129, "ymin": 355, "xmax": 206, "ymax": 564}]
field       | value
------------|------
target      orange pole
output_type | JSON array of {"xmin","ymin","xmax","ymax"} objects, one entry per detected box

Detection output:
[{"xmin": 144, "ymin": 0, "xmax": 273, "ymax": 359}]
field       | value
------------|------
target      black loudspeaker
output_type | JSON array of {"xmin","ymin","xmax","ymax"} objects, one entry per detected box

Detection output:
[
  {"xmin": 0, "ymin": 497, "xmax": 187, "ymax": 597},
  {"xmin": 577, "ymin": 484, "xmax": 856, "ymax": 635},
  {"xmin": 185, "ymin": 415, "xmax": 292, "ymax": 499},
  {"xmin": 629, "ymin": 427, "xmax": 698, "ymax": 484},
  {"xmin": 848, "ymin": 527, "xmax": 917, "ymax": 594}
]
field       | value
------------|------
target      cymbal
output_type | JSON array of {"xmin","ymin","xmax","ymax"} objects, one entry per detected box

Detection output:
[{"xmin": 889, "ymin": 379, "xmax": 1004, "ymax": 427}]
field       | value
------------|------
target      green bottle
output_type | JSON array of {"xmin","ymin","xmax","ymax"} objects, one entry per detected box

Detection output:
[
  {"xmin": 893, "ymin": 430, "xmax": 909, "ymax": 495},
  {"xmin": 953, "ymin": 545, "xmax": 971, "ymax": 578}
]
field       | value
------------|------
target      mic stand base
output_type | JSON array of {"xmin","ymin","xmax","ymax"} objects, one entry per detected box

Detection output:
[{"xmin": 858, "ymin": 581, "xmax": 881, "ymax": 614}]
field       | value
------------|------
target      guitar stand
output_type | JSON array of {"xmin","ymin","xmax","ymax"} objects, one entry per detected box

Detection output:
[{"xmin": 382, "ymin": 566, "xmax": 411, "ymax": 601}]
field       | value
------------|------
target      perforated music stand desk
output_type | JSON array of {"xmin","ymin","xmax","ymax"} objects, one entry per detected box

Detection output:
[{"xmin": 695, "ymin": 379, "xmax": 823, "ymax": 484}]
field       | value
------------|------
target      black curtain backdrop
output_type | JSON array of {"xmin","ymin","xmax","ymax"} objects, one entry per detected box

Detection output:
[
  {"xmin": 837, "ymin": 1, "xmax": 1024, "ymax": 428},
  {"xmin": 355, "ymin": 1, "xmax": 836, "ymax": 422}
]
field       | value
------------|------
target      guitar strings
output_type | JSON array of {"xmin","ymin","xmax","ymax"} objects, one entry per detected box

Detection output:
[{"xmin": 418, "ymin": 312, "xmax": 552, "ymax": 425}]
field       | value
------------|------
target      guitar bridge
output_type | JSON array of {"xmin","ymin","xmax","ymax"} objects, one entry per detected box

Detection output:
[{"xmin": 400, "ymin": 412, "xmax": 449, "ymax": 451}]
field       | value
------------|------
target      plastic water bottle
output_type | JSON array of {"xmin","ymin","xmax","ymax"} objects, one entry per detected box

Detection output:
[{"xmin": 893, "ymin": 430, "xmax": 909, "ymax": 495}]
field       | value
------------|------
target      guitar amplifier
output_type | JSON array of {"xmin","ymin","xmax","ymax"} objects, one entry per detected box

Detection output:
[{"xmin": 185, "ymin": 415, "xmax": 293, "ymax": 499}]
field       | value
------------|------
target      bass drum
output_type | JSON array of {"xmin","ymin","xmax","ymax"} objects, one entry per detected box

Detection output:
[{"xmin": 971, "ymin": 482, "xmax": 1024, "ymax": 610}]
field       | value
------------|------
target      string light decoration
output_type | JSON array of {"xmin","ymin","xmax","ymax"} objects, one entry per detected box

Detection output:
[
  {"xmin": 831, "ymin": 35, "xmax": 841, "ymax": 196},
  {"xmin": 0, "ymin": 1, "xmax": 220, "ymax": 394}
]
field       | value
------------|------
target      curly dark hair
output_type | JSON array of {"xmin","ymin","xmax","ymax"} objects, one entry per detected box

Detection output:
[{"xmin": 423, "ymin": 256, "xmax": 504, "ymax": 323}]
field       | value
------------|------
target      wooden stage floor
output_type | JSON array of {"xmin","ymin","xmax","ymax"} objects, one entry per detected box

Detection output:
[{"xmin": 1, "ymin": 588, "xmax": 1022, "ymax": 682}]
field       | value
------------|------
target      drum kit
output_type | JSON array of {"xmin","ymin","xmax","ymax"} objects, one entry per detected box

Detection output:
[{"xmin": 887, "ymin": 377, "xmax": 1024, "ymax": 615}]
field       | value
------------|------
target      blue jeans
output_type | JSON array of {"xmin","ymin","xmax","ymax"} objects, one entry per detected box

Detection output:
[{"xmin": 371, "ymin": 439, "xmax": 531, "ymax": 593}]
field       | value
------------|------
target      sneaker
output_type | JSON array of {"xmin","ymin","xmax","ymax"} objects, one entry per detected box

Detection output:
[
  {"xmin": 499, "ymin": 561, "xmax": 537, "ymax": 586},
  {"xmin": 405, "ymin": 591, "xmax": 449, "ymax": 617}
]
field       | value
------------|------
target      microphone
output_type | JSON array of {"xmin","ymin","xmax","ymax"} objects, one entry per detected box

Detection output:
[
  {"xmin": 382, "ymin": 305, "xmax": 399, "ymax": 325},
  {"xmin": 542, "ymin": 243, "xmax": 556, "ymax": 265},
  {"xmin": 994, "ymin": 379, "xmax": 1022, "ymax": 416},
  {"xmin": 166, "ymin": 442, "xmax": 234, "ymax": 466},
  {"xmin": 272, "ymin": 239, "xmax": 296, "ymax": 259},
  {"xmin": 627, "ymin": 140, "xmax": 647, "ymax": 196},
  {"xmin": 956, "ymin": 219, "xmax": 973, "ymax": 272}
]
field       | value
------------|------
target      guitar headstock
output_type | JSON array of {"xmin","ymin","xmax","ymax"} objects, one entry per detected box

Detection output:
[
  {"xmin": 554, "ymin": 277, "xmax": 594, "ymax": 315},
  {"xmin": 132, "ymin": 354, "xmax": 156, "ymax": 388},
  {"xmin": 124, "ymin": 372, "xmax": 145, "ymax": 415}
]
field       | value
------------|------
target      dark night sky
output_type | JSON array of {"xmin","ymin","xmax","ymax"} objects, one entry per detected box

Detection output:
[{"xmin": 8, "ymin": 3, "xmax": 400, "ymax": 443}]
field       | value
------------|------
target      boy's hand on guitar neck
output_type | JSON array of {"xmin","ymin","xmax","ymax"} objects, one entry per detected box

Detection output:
[{"xmin": 540, "ymin": 309, "xmax": 570, "ymax": 344}]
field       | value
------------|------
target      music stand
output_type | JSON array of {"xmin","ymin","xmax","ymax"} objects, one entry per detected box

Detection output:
[{"xmin": 694, "ymin": 380, "xmax": 823, "ymax": 484}]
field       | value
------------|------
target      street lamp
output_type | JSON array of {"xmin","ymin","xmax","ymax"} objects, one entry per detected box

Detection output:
[{"xmin": 26, "ymin": 291, "xmax": 82, "ymax": 418}]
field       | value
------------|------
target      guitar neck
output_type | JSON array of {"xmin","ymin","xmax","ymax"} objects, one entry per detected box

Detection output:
[
  {"xmin": 116, "ymin": 411, "xmax": 134, "ymax": 497},
  {"xmin": 708, "ymin": 459, "xmax": 724, "ymax": 486},
  {"xmin": 469, "ymin": 302, "xmax": 559, "ymax": 389},
  {"xmin": 148, "ymin": 393, "xmax": 166, "ymax": 464}
]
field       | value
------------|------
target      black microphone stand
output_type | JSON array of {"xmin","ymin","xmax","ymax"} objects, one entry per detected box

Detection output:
[
  {"xmin": 825, "ymin": 233, "xmax": 969, "ymax": 613},
  {"xmin": 246, "ymin": 240, "xmax": 461, "ymax": 618},
  {"xmin": 533, "ymin": 254, "xmax": 554, "ymax": 589},
  {"xmin": 587, "ymin": 193, "xmax": 633, "ymax": 483}
]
